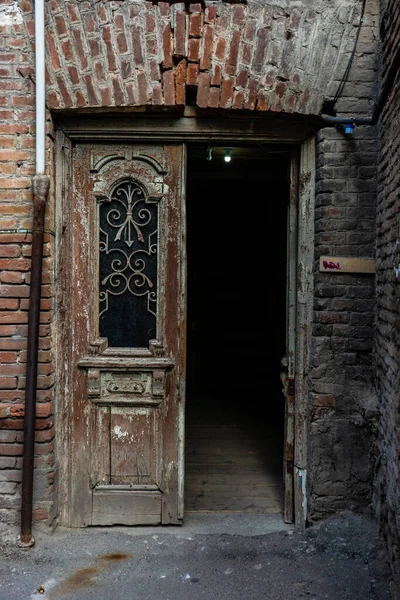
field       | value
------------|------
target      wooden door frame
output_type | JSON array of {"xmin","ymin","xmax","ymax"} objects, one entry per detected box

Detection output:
[{"xmin": 54, "ymin": 115, "xmax": 316, "ymax": 528}]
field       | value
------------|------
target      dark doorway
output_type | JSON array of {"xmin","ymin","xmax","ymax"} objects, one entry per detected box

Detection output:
[{"xmin": 185, "ymin": 145, "xmax": 290, "ymax": 514}]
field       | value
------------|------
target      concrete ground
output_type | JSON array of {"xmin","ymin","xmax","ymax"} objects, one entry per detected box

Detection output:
[{"xmin": 0, "ymin": 512, "xmax": 391, "ymax": 600}]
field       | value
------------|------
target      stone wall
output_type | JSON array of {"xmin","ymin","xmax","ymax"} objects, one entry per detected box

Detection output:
[
  {"xmin": 374, "ymin": 0, "xmax": 400, "ymax": 595},
  {"xmin": 0, "ymin": 0, "xmax": 380, "ymax": 531}
]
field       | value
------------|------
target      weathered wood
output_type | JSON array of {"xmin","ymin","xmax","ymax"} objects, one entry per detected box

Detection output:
[
  {"xmin": 186, "ymin": 456, "xmax": 282, "ymax": 467},
  {"xmin": 185, "ymin": 438, "xmax": 282, "ymax": 449},
  {"xmin": 187, "ymin": 483, "xmax": 283, "ymax": 496},
  {"xmin": 319, "ymin": 256, "xmax": 376, "ymax": 274},
  {"xmin": 185, "ymin": 463, "xmax": 282, "ymax": 476},
  {"xmin": 55, "ymin": 123, "xmax": 314, "ymax": 529},
  {"xmin": 177, "ymin": 145, "xmax": 187, "ymax": 522},
  {"xmin": 282, "ymin": 149, "xmax": 299, "ymax": 524},
  {"xmin": 92, "ymin": 490, "xmax": 162, "ymax": 526},
  {"xmin": 110, "ymin": 407, "xmax": 158, "ymax": 486},
  {"xmin": 69, "ymin": 143, "xmax": 95, "ymax": 527},
  {"xmin": 283, "ymin": 392, "xmax": 295, "ymax": 524},
  {"xmin": 77, "ymin": 356, "xmax": 174, "ymax": 369},
  {"xmin": 294, "ymin": 136, "xmax": 316, "ymax": 529},
  {"xmin": 59, "ymin": 116, "xmax": 317, "ymax": 144},
  {"xmin": 185, "ymin": 400, "xmax": 284, "ymax": 514},
  {"xmin": 161, "ymin": 144, "xmax": 186, "ymax": 525},
  {"xmin": 185, "ymin": 494, "xmax": 282, "ymax": 513},
  {"xmin": 185, "ymin": 475, "xmax": 283, "ymax": 487},
  {"xmin": 55, "ymin": 130, "xmax": 74, "ymax": 525},
  {"xmin": 58, "ymin": 141, "xmax": 186, "ymax": 526},
  {"xmin": 91, "ymin": 406, "xmax": 111, "ymax": 488}
]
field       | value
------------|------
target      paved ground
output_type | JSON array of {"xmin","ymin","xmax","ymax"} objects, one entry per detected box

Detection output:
[{"xmin": 0, "ymin": 512, "xmax": 391, "ymax": 600}]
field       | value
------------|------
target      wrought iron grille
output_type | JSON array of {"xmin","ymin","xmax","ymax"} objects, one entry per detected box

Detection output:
[{"xmin": 99, "ymin": 180, "xmax": 157, "ymax": 347}]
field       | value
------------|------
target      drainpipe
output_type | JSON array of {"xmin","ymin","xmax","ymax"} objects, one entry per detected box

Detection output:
[
  {"xmin": 18, "ymin": 0, "xmax": 50, "ymax": 549},
  {"xmin": 320, "ymin": 113, "xmax": 375, "ymax": 126}
]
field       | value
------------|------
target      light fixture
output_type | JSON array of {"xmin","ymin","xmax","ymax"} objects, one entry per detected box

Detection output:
[
  {"xmin": 344, "ymin": 123, "xmax": 355, "ymax": 135},
  {"xmin": 224, "ymin": 148, "xmax": 232, "ymax": 163},
  {"xmin": 206, "ymin": 146, "xmax": 213, "ymax": 161}
]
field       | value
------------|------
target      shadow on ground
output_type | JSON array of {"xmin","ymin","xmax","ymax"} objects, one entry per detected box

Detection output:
[{"xmin": 0, "ymin": 512, "xmax": 391, "ymax": 600}]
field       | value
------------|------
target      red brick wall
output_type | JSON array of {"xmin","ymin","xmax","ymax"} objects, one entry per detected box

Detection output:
[
  {"xmin": 374, "ymin": 0, "xmax": 400, "ymax": 594},
  {"xmin": 0, "ymin": 0, "xmax": 56, "ymax": 528},
  {"xmin": 40, "ymin": 0, "xmax": 369, "ymax": 114}
]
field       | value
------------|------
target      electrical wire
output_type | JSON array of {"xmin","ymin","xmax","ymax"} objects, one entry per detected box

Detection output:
[{"xmin": 332, "ymin": 0, "xmax": 367, "ymax": 108}]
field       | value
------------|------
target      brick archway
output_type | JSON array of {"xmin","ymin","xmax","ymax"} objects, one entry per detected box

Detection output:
[{"xmin": 21, "ymin": 0, "xmax": 363, "ymax": 115}]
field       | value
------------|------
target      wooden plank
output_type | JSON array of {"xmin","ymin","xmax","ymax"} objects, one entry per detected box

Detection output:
[
  {"xmin": 160, "ymin": 143, "xmax": 186, "ymax": 525},
  {"xmin": 185, "ymin": 472, "xmax": 282, "ymax": 485},
  {"xmin": 177, "ymin": 142, "xmax": 187, "ymax": 522},
  {"xmin": 92, "ymin": 490, "xmax": 161, "ymax": 526},
  {"xmin": 110, "ymin": 407, "xmax": 156, "ymax": 486},
  {"xmin": 319, "ymin": 256, "xmax": 376, "ymax": 274},
  {"xmin": 186, "ymin": 438, "xmax": 282, "ymax": 448},
  {"xmin": 186, "ymin": 483, "xmax": 283, "ymax": 496},
  {"xmin": 184, "ymin": 494, "xmax": 282, "ymax": 513},
  {"xmin": 294, "ymin": 136, "xmax": 316, "ymax": 529},
  {"xmin": 69, "ymin": 143, "xmax": 95, "ymax": 527},
  {"xmin": 282, "ymin": 148, "xmax": 298, "ymax": 525},
  {"xmin": 284, "ymin": 393, "xmax": 295, "ymax": 524},
  {"xmin": 186, "ymin": 446, "xmax": 283, "ymax": 456},
  {"xmin": 186, "ymin": 456, "xmax": 283, "ymax": 467},
  {"xmin": 185, "ymin": 397, "xmax": 284, "ymax": 515},
  {"xmin": 91, "ymin": 406, "xmax": 110, "ymax": 487},
  {"xmin": 55, "ymin": 130, "xmax": 74, "ymax": 525},
  {"xmin": 185, "ymin": 462, "xmax": 282, "ymax": 475},
  {"xmin": 77, "ymin": 356, "xmax": 174, "ymax": 369},
  {"xmin": 58, "ymin": 115, "xmax": 317, "ymax": 144}
]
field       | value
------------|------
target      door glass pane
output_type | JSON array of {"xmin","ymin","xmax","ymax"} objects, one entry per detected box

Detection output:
[{"xmin": 99, "ymin": 179, "xmax": 157, "ymax": 347}]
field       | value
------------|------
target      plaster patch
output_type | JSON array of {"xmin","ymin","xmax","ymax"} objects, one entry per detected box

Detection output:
[
  {"xmin": 0, "ymin": 1, "xmax": 23, "ymax": 26},
  {"xmin": 113, "ymin": 425, "xmax": 128, "ymax": 439}
]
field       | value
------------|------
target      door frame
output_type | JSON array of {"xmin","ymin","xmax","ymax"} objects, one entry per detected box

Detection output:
[{"xmin": 54, "ymin": 115, "xmax": 316, "ymax": 528}]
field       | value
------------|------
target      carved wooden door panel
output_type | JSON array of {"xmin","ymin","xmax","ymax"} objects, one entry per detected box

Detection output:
[{"xmin": 68, "ymin": 143, "xmax": 186, "ymax": 526}]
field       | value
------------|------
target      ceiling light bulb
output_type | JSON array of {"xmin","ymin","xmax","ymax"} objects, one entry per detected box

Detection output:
[{"xmin": 224, "ymin": 148, "xmax": 232, "ymax": 163}]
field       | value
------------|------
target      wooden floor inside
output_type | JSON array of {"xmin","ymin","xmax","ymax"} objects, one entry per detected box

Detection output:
[{"xmin": 185, "ymin": 399, "xmax": 284, "ymax": 514}]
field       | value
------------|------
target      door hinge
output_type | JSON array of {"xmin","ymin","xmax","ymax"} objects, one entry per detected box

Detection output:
[{"xmin": 288, "ymin": 378, "xmax": 295, "ymax": 396}]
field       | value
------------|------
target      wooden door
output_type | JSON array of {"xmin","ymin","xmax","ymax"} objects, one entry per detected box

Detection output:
[
  {"xmin": 66, "ymin": 143, "xmax": 186, "ymax": 526},
  {"xmin": 280, "ymin": 150, "xmax": 298, "ymax": 524}
]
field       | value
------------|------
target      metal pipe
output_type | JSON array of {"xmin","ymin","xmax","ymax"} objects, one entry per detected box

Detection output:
[
  {"xmin": 320, "ymin": 42, "xmax": 400, "ymax": 130},
  {"xmin": 320, "ymin": 113, "xmax": 375, "ymax": 126},
  {"xmin": 18, "ymin": 0, "xmax": 49, "ymax": 548},
  {"xmin": 19, "ymin": 177, "xmax": 49, "ymax": 548},
  {"xmin": 35, "ymin": 0, "xmax": 46, "ymax": 175}
]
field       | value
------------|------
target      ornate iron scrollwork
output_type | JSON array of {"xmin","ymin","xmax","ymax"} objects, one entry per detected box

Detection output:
[{"xmin": 99, "ymin": 180, "xmax": 158, "ymax": 348}]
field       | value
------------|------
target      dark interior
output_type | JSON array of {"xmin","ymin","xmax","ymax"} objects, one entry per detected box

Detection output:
[{"xmin": 185, "ymin": 144, "xmax": 290, "ymax": 513}]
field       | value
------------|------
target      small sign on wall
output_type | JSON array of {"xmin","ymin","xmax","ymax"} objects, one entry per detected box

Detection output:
[{"xmin": 319, "ymin": 256, "xmax": 376, "ymax": 274}]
